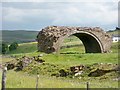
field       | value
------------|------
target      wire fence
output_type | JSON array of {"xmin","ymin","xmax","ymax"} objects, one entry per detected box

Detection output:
[{"xmin": 1, "ymin": 67, "xmax": 118, "ymax": 90}]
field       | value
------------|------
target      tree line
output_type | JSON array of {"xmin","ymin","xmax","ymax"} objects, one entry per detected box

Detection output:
[{"xmin": 2, "ymin": 42, "xmax": 18, "ymax": 54}]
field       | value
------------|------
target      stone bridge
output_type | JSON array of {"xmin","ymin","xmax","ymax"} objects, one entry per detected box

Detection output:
[{"xmin": 37, "ymin": 26, "xmax": 112, "ymax": 53}]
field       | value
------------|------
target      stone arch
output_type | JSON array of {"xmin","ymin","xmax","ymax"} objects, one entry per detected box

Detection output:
[
  {"xmin": 61, "ymin": 32, "xmax": 103, "ymax": 53},
  {"xmin": 37, "ymin": 26, "xmax": 112, "ymax": 54}
]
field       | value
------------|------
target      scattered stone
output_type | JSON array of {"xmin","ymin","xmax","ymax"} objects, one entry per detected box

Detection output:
[
  {"xmin": 88, "ymin": 68, "xmax": 113, "ymax": 77},
  {"xmin": 74, "ymin": 71, "xmax": 83, "ymax": 77},
  {"xmin": 70, "ymin": 65, "xmax": 85, "ymax": 74},
  {"xmin": 16, "ymin": 56, "xmax": 33, "ymax": 70},
  {"xmin": 38, "ymin": 54, "xmax": 44, "ymax": 57},
  {"xmin": 6, "ymin": 63, "xmax": 15, "ymax": 70},
  {"xmin": 59, "ymin": 69, "xmax": 69, "ymax": 77},
  {"xmin": 114, "ymin": 65, "xmax": 120, "ymax": 71},
  {"xmin": 113, "ymin": 77, "xmax": 120, "ymax": 81},
  {"xmin": 4, "ymin": 60, "xmax": 16, "ymax": 70},
  {"xmin": 33, "ymin": 56, "xmax": 45, "ymax": 63},
  {"xmin": 35, "ymin": 59, "xmax": 45, "ymax": 63}
]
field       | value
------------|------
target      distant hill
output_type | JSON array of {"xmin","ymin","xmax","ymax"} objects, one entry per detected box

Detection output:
[
  {"xmin": 107, "ymin": 29, "xmax": 120, "ymax": 36},
  {"xmin": 2, "ymin": 30, "xmax": 39, "ymax": 44}
]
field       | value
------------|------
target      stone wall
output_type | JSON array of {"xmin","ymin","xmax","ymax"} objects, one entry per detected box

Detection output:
[{"xmin": 37, "ymin": 26, "xmax": 112, "ymax": 53}]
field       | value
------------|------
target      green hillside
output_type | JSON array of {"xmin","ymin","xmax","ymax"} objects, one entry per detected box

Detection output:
[
  {"xmin": 2, "ymin": 30, "xmax": 39, "ymax": 44},
  {"xmin": 107, "ymin": 29, "xmax": 120, "ymax": 36}
]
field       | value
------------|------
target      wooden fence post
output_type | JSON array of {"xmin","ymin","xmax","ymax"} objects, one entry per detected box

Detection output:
[
  {"xmin": 36, "ymin": 75, "xmax": 39, "ymax": 90},
  {"xmin": 86, "ymin": 82, "xmax": 89, "ymax": 90},
  {"xmin": 1, "ymin": 67, "xmax": 7, "ymax": 90}
]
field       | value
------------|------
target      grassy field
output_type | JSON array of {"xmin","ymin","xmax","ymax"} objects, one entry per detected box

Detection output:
[
  {"xmin": 7, "ymin": 42, "xmax": 38, "ymax": 54},
  {"xmin": 1, "ymin": 36, "xmax": 119, "ymax": 88},
  {"xmin": 2, "ymin": 70, "xmax": 118, "ymax": 88}
]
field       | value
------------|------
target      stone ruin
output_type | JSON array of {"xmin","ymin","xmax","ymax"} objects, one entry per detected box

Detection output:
[
  {"xmin": 2, "ymin": 56, "xmax": 45, "ymax": 71},
  {"xmin": 36, "ymin": 26, "xmax": 112, "ymax": 54}
]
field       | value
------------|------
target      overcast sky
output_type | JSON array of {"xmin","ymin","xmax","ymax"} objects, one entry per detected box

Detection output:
[{"xmin": 1, "ymin": 0, "xmax": 119, "ymax": 31}]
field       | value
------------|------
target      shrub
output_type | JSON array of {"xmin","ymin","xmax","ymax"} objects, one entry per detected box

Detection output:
[
  {"xmin": 2, "ymin": 42, "xmax": 8, "ymax": 54},
  {"xmin": 9, "ymin": 42, "xmax": 18, "ymax": 51}
]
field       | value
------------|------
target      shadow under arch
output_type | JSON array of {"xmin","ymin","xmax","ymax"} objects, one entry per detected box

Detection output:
[{"xmin": 61, "ymin": 31, "xmax": 103, "ymax": 53}]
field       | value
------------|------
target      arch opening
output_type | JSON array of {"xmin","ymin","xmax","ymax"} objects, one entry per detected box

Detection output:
[{"xmin": 72, "ymin": 33, "xmax": 102, "ymax": 53}]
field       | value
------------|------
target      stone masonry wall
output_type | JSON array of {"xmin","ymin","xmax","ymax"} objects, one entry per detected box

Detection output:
[{"xmin": 37, "ymin": 26, "xmax": 112, "ymax": 53}]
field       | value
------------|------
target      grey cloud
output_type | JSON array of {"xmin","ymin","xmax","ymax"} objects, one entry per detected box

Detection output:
[{"xmin": 2, "ymin": 2, "xmax": 118, "ymax": 30}]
